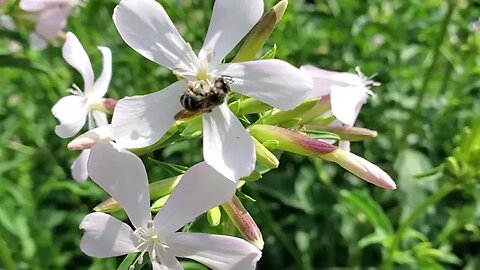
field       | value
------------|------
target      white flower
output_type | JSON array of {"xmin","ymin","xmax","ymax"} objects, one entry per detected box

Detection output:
[
  {"xmin": 80, "ymin": 141, "xmax": 261, "ymax": 269},
  {"xmin": 110, "ymin": 0, "xmax": 313, "ymax": 181},
  {"xmin": 301, "ymin": 65, "xmax": 378, "ymax": 151},
  {"xmin": 19, "ymin": 0, "xmax": 82, "ymax": 49},
  {"xmin": 52, "ymin": 32, "xmax": 112, "ymax": 139}
]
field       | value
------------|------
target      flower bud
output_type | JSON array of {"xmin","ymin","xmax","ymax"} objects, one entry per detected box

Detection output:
[
  {"xmin": 94, "ymin": 176, "xmax": 181, "ymax": 213},
  {"xmin": 67, "ymin": 125, "xmax": 111, "ymax": 150},
  {"xmin": 305, "ymin": 125, "xmax": 377, "ymax": 141},
  {"xmin": 222, "ymin": 195, "xmax": 264, "ymax": 250},
  {"xmin": 298, "ymin": 96, "xmax": 331, "ymax": 124},
  {"xmin": 250, "ymin": 125, "xmax": 396, "ymax": 189},
  {"xmin": 261, "ymin": 99, "xmax": 318, "ymax": 126},
  {"xmin": 207, "ymin": 206, "xmax": 222, "ymax": 227},
  {"xmin": 327, "ymin": 150, "xmax": 397, "ymax": 189},
  {"xmin": 233, "ymin": 0, "xmax": 288, "ymax": 62},
  {"xmin": 253, "ymin": 137, "xmax": 279, "ymax": 169},
  {"xmin": 249, "ymin": 125, "xmax": 337, "ymax": 157},
  {"xmin": 229, "ymin": 98, "xmax": 272, "ymax": 115}
]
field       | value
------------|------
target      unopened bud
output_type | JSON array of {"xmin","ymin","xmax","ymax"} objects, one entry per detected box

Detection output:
[
  {"xmin": 249, "ymin": 125, "xmax": 337, "ymax": 157},
  {"xmin": 261, "ymin": 99, "xmax": 318, "ymax": 126},
  {"xmin": 229, "ymin": 98, "xmax": 272, "ymax": 115},
  {"xmin": 253, "ymin": 137, "xmax": 279, "ymax": 169},
  {"xmin": 67, "ymin": 125, "xmax": 111, "ymax": 150},
  {"xmin": 222, "ymin": 195, "xmax": 264, "ymax": 250},
  {"xmin": 305, "ymin": 125, "xmax": 377, "ymax": 141},
  {"xmin": 207, "ymin": 206, "xmax": 222, "ymax": 227},
  {"xmin": 94, "ymin": 176, "xmax": 181, "ymax": 213},
  {"xmin": 326, "ymin": 150, "xmax": 397, "ymax": 189},
  {"xmin": 233, "ymin": 0, "xmax": 288, "ymax": 62}
]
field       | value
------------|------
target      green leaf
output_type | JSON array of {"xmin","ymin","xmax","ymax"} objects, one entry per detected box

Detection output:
[
  {"xmin": 305, "ymin": 130, "xmax": 341, "ymax": 141},
  {"xmin": 260, "ymin": 44, "xmax": 277, "ymax": 59},
  {"xmin": 340, "ymin": 190, "xmax": 394, "ymax": 235},
  {"xmin": 117, "ymin": 253, "xmax": 137, "ymax": 270},
  {"xmin": 148, "ymin": 158, "xmax": 188, "ymax": 176}
]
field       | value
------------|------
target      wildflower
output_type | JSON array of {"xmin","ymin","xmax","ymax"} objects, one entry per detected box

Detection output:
[
  {"xmin": 301, "ymin": 65, "xmax": 379, "ymax": 151},
  {"xmin": 111, "ymin": 0, "xmax": 313, "ymax": 181},
  {"xmin": 80, "ymin": 141, "xmax": 261, "ymax": 269},
  {"xmin": 52, "ymin": 32, "xmax": 112, "ymax": 139},
  {"xmin": 19, "ymin": 0, "xmax": 82, "ymax": 49}
]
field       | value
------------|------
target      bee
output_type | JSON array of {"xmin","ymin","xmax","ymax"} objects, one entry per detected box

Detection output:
[{"xmin": 174, "ymin": 76, "xmax": 232, "ymax": 120}]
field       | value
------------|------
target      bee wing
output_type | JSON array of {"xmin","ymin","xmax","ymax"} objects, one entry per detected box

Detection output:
[{"xmin": 174, "ymin": 109, "xmax": 203, "ymax": 120}]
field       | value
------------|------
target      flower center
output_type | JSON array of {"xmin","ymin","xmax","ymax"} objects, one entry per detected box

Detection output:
[
  {"xmin": 129, "ymin": 221, "xmax": 166, "ymax": 270},
  {"xmin": 196, "ymin": 67, "xmax": 210, "ymax": 82}
]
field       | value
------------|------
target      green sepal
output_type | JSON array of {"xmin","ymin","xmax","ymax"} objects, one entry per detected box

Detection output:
[{"xmin": 151, "ymin": 194, "xmax": 171, "ymax": 213}]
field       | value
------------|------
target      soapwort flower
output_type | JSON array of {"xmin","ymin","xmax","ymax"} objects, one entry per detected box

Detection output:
[
  {"xmin": 52, "ymin": 32, "xmax": 112, "ymax": 139},
  {"xmin": 111, "ymin": 0, "xmax": 313, "ymax": 181},
  {"xmin": 19, "ymin": 0, "xmax": 82, "ymax": 49},
  {"xmin": 80, "ymin": 141, "xmax": 261, "ymax": 269},
  {"xmin": 51, "ymin": 32, "xmax": 112, "ymax": 181},
  {"xmin": 301, "ymin": 65, "xmax": 379, "ymax": 151}
]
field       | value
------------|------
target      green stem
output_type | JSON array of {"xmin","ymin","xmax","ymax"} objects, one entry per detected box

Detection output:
[
  {"xmin": 382, "ymin": 182, "xmax": 458, "ymax": 270},
  {"xmin": 0, "ymin": 233, "xmax": 16, "ymax": 270}
]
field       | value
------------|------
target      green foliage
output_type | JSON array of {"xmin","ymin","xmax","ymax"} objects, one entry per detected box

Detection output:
[{"xmin": 0, "ymin": 0, "xmax": 479, "ymax": 269}]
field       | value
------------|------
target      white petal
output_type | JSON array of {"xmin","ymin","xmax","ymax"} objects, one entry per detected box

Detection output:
[
  {"xmin": 36, "ymin": 5, "xmax": 71, "ymax": 41},
  {"xmin": 203, "ymin": 104, "xmax": 255, "ymax": 181},
  {"xmin": 219, "ymin": 59, "xmax": 313, "ymax": 111},
  {"xmin": 199, "ymin": 0, "xmax": 264, "ymax": 65},
  {"xmin": 68, "ymin": 125, "xmax": 111, "ymax": 150},
  {"xmin": 338, "ymin": 140, "xmax": 351, "ymax": 152},
  {"xmin": 91, "ymin": 110, "xmax": 109, "ymax": 128},
  {"xmin": 153, "ymin": 249, "xmax": 183, "ymax": 270},
  {"xmin": 113, "ymin": 0, "xmax": 198, "ymax": 71},
  {"xmin": 167, "ymin": 232, "xmax": 261, "ymax": 270},
  {"xmin": 111, "ymin": 80, "xmax": 185, "ymax": 149},
  {"xmin": 301, "ymin": 65, "xmax": 364, "ymax": 99},
  {"xmin": 71, "ymin": 149, "xmax": 90, "ymax": 182},
  {"xmin": 88, "ymin": 141, "xmax": 152, "ymax": 228},
  {"xmin": 80, "ymin": 212, "xmax": 137, "ymax": 258},
  {"xmin": 153, "ymin": 162, "xmax": 236, "ymax": 237},
  {"xmin": 51, "ymin": 95, "xmax": 89, "ymax": 138},
  {"xmin": 89, "ymin": 46, "xmax": 112, "ymax": 98},
  {"xmin": 330, "ymin": 85, "xmax": 367, "ymax": 126},
  {"xmin": 20, "ymin": 0, "xmax": 73, "ymax": 11},
  {"xmin": 63, "ymin": 32, "xmax": 94, "ymax": 91}
]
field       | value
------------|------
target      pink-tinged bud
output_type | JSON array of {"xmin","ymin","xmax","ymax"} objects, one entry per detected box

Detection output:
[
  {"xmin": 249, "ymin": 125, "xmax": 337, "ymax": 157},
  {"xmin": 250, "ymin": 125, "xmax": 396, "ymax": 189},
  {"xmin": 67, "ymin": 125, "xmax": 111, "ymax": 150},
  {"xmin": 305, "ymin": 125, "xmax": 377, "ymax": 141},
  {"xmin": 222, "ymin": 195, "xmax": 264, "ymax": 250},
  {"xmin": 103, "ymin": 98, "xmax": 118, "ymax": 113},
  {"xmin": 328, "ymin": 150, "xmax": 397, "ymax": 189}
]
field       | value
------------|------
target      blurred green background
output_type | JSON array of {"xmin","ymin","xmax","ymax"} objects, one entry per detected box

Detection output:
[{"xmin": 1, "ymin": 0, "xmax": 480, "ymax": 269}]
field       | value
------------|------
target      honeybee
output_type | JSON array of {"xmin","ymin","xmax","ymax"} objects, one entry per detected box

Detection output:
[{"xmin": 174, "ymin": 76, "xmax": 232, "ymax": 120}]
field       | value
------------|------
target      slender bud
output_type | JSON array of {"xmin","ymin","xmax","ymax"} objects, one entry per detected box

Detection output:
[
  {"xmin": 324, "ymin": 150, "xmax": 397, "ymax": 190},
  {"xmin": 94, "ymin": 176, "xmax": 181, "ymax": 212},
  {"xmin": 222, "ymin": 195, "xmax": 264, "ymax": 250},
  {"xmin": 229, "ymin": 98, "xmax": 272, "ymax": 115},
  {"xmin": 233, "ymin": 0, "xmax": 288, "ymax": 62},
  {"xmin": 249, "ymin": 125, "xmax": 337, "ymax": 157},
  {"xmin": 261, "ymin": 99, "xmax": 318, "ymax": 126},
  {"xmin": 207, "ymin": 206, "xmax": 222, "ymax": 227},
  {"xmin": 305, "ymin": 125, "xmax": 378, "ymax": 141},
  {"xmin": 67, "ymin": 125, "xmax": 111, "ymax": 150},
  {"xmin": 250, "ymin": 125, "xmax": 396, "ymax": 189},
  {"xmin": 253, "ymin": 137, "xmax": 279, "ymax": 169}
]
